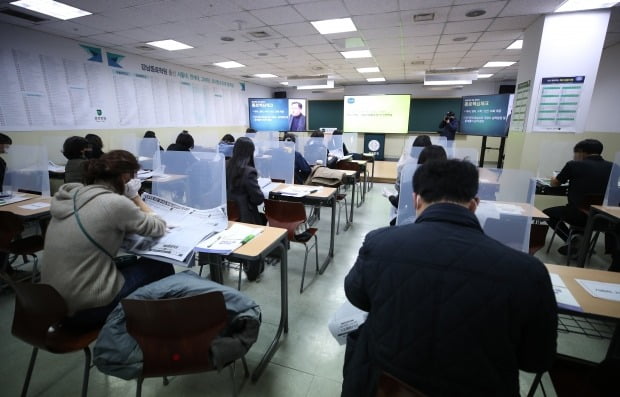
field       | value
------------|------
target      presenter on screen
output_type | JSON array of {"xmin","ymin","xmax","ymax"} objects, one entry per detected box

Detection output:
[
  {"xmin": 288, "ymin": 101, "xmax": 306, "ymax": 132},
  {"xmin": 438, "ymin": 111, "xmax": 458, "ymax": 141}
]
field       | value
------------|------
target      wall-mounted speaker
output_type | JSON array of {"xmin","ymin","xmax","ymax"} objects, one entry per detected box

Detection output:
[
  {"xmin": 273, "ymin": 91, "xmax": 287, "ymax": 98},
  {"xmin": 499, "ymin": 85, "xmax": 515, "ymax": 94}
]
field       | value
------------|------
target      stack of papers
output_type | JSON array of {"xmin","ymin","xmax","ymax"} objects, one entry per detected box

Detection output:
[
  {"xmin": 0, "ymin": 193, "xmax": 30, "ymax": 206},
  {"xmin": 576, "ymin": 279, "xmax": 620, "ymax": 302},
  {"xmin": 275, "ymin": 185, "xmax": 321, "ymax": 197},
  {"xmin": 196, "ymin": 223, "xmax": 264, "ymax": 255},
  {"xmin": 550, "ymin": 273, "xmax": 582, "ymax": 312}
]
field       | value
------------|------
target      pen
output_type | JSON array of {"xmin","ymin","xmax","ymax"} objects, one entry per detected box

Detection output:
[
  {"xmin": 241, "ymin": 234, "xmax": 255, "ymax": 244},
  {"xmin": 309, "ymin": 189, "xmax": 318, "ymax": 194}
]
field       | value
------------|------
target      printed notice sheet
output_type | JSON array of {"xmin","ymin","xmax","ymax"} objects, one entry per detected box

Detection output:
[
  {"xmin": 328, "ymin": 300, "xmax": 368, "ymax": 345},
  {"xmin": 576, "ymin": 279, "xmax": 620, "ymax": 302},
  {"xmin": 121, "ymin": 193, "xmax": 228, "ymax": 266},
  {"xmin": 550, "ymin": 273, "xmax": 582, "ymax": 311}
]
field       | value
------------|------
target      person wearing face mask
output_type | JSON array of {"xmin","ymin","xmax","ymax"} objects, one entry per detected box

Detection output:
[
  {"xmin": 41, "ymin": 150, "xmax": 174, "ymax": 330},
  {"xmin": 62, "ymin": 136, "xmax": 90, "ymax": 183},
  {"xmin": 0, "ymin": 133, "xmax": 11, "ymax": 190}
]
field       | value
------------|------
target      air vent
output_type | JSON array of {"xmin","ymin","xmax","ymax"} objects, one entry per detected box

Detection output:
[
  {"xmin": 248, "ymin": 31, "xmax": 270, "ymax": 38},
  {"xmin": 410, "ymin": 60, "xmax": 425, "ymax": 65},
  {"xmin": 135, "ymin": 45, "xmax": 155, "ymax": 51},
  {"xmin": 413, "ymin": 13, "xmax": 434, "ymax": 22},
  {"xmin": 241, "ymin": 75, "xmax": 254, "ymax": 79},
  {"xmin": 0, "ymin": 8, "xmax": 48, "ymax": 23},
  {"xmin": 286, "ymin": 74, "xmax": 329, "ymax": 80}
]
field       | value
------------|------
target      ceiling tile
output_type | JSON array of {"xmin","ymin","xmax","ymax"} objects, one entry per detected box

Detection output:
[
  {"xmin": 478, "ymin": 29, "xmax": 523, "ymax": 42},
  {"xmin": 448, "ymin": 1, "xmax": 507, "ymax": 21},
  {"xmin": 443, "ymin": 18, "xmax": 493, "ymax": 34},
  {"xmin": 353, "ymin": 11, "xmax": 402, "ymax": 29},
  {"xmin": 271, "ymin": 22, "xmax": 318, "ymax": 37},
  {"xmin": 303, "ymin": 44, "xmax": 337, "ymax": 54},
  {"xmin": 436, "ymin": 43, "xmax": 473, "ymax": 52},
  {"xmin": 344, "ymin": 0, "xmax": 399, "ymax": 15},
  {"xmin": 400, "ymin": 6, "xmax": 451, "ymax": 25},
  {"xmin": 399, "ymin": 0, "xmax": 454, "ymax": 11},
  {"xmin": 233, "ymin": 0, "xmax": 288, "ymax": 10},
  {"xmin": 499, "ymin": 0, "xmax": 564, "ymax": 17},
  {"xmin": 250, "ymin": 6, "xmax": 305, "ymax": 25},
  {"xmin": 470, "ymin": 40, "xmax": 513, "ymax": 50},
  {"xmin": 29, "ymin": 21, "xmax": 105, "ymax": 37},
  {"xmin": 288, "ymin": 34, "xmax": 330, "ymax": 46},
  {"xmin": 293, "ymin": 0, "xmax": 350, "ymax": 20},
  {"xmin": 360, "ymin": 27, "xmax": 402, "ymax": 40},
  {"xmin": 487, "ymin": 14, "xmax": 540, "ymax": 31},
  {"xmin": 439, "ymin": 32, "xmax": 482, "ymax": 44}
]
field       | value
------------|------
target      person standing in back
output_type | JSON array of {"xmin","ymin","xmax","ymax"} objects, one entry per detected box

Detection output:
[{"xmin": 438, "ymin": 111, "xmax": 458, "ymax": 141}]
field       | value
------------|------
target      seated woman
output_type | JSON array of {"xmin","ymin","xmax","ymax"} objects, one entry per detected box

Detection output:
[
  {"xmin": 85, "ymin": 133, "xmax": 105, "ymax": 159},
  {"xmin": 226, "ymin": 137, "xmax": 265, "ymax": 281},
  {"xmin": 63, "ymin": 136, "xmax": 90, "ymax": 183},
  {"xmin": 164, "ymin": 131, "xmax": 197, "ymax": 174},
  {"xmin": 41, "ymin": 150, "xmax": 174, "ymax": 330},
  {"xmin": 219, "ymin": 133, "xmax": 235, "ymax": 159}
]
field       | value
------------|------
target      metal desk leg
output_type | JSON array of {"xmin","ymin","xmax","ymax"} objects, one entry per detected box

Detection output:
[
  {"xmin": 349, "ymin": 181, "xmax": 356, "ymax": 222},
  {"xmin": 319, "ymin": 196, "xmax": 336, "ymax": 274},
  {"xmin": 252, "ymin": 240, "xmax": 288, "ymax": 382}
]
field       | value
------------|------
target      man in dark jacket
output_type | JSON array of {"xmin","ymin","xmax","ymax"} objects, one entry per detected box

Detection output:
[
  {"xmin": 438, "ymin": 110, "xmax": 458, "ymax": 140},
  {"xmin": 543, "ymin": 139, "xmax": 612, "ymax": 256},
  {"xmin": 343, "ymin": 159, "xmax": 557, "ymax": 397}
]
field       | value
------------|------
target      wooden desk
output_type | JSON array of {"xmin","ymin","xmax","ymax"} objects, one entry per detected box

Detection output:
[
  {"xmin": 198, "ymin": 222, "xmax": 288, "ymax": 382},
  {"xmin": 0, "ymin": 194, "xmax": 51, "ymax": 219},
  {"xmin": 494, "ymin": 201, "xmax": 548, "ymax": 223},
  {"xmin": 577, "ymin": 205, "xmax": 620, "ymax": 268},
  {"xmin": 269, "ymin": 184, "xmax": 338, "ymax": 274}
]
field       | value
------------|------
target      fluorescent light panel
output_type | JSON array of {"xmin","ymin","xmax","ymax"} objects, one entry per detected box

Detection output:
[
  {"xmin": 483, "ymin": 61, "xmax": 516, "ymax": 67},
  {"xmin": 280, "ymin": 82, "xmax": 289, "ymax": 86},
  {"xmin": 254, "ymin": 74, "xmax": 278, "ymax": 78},
  {"xmin": 341, "ymin": 50, "xmax": 372, "ymax": 59},
  {"xmin": 357, "ymin": 67, "xmax": 380, "ymax": 73},
  {"xmin": 297, "ymin": 80, "xmax": 335, "ymax": 90},
  {"xmin": 366, "ymin": 77, "xmax": 385, "ymax": 82},
  {"xmin": 311, "ymin": 17, "xmax": 357, "ymax": 35},
  {"xmin": 477, "ymin": 74, "xmax": 493, "ymax": 78},
  {"xmin": 424, "ymin": 80, "xmax": 472, "ymax": 86},
  {"xmin": 555, "ymin": 0, "xmax": 618, "ymax": 12},
  {"xmin": 506, "ymin": 40, "xmax": 523, "ymax": 50},
  {"xmin": 10, "ymin": 0, "xmax": 91, "ymax": 20},
  {"xmin": 147, "ymin": 40, "xmax": 193, "ymax": 51},
  {"xmin": 213, "ymin": 61, "xmax": 245, "ymax": 68}
]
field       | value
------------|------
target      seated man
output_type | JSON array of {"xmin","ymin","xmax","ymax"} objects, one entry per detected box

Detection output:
[
  {"xmin": 343, "ymin": 159, "xmax": 557, "ymax": 396},
  {"xmin": 283, "ymin": 133, "xmax": 311, "ymax": 184},
  {"xmin": 543, "ymin": 139, "xmax": 612, "ymax": 255}
]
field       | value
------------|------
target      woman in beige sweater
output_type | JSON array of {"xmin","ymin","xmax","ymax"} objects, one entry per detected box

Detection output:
[{"xmin": 41, "ymin": 150, "xmax": 174, "ymax": 330}]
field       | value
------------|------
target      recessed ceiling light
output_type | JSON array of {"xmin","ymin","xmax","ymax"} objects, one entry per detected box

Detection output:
[
  {"xmin": 357, "ymin": 67, "xmax": 380, "ymax": 73},
  {"xmin": 280, "ymin": 82, "xmax": 289, "ymax": 86},
  {"xmin": 341, "ymin": 50, "xmax": 372, "ymax": 59},
  {"xmin": 465, "ymin": 9, "xmax": 486, "ymax": 18},
  {"xmin": 311, "ymin": 17, "xmax": 357, "ymax": 35},
  {"xmin": 10, "ymin": 0, "xmax": 91, "ymax": 20},
  {"xmin": 366, "ymin": 77, "xmax": 385, "ymax": 82},
  {"xmin": 483, "ymin": 61, "xmax": 516, "ymax": 67},
  {"xmin": 254, "ymin": 74, "xmax": 278, "ymax": 78},
  {"xmin": 506, "ymin": 40, "xmax": 523, "ymax": 50},
  {"xmin": 146, "ymin": 40, "xmax": 193, "ymax": 51},
  {"xmin": 555, "ymin": 0, "xmax": 618, "ymax": 13},
  {"xmin": 424, "ymin": 80, "xmax": 472, "ymax": 86},
  {"xmin": 478, "ymin": 74, "xmax": 493, "ymax": 78},
  {"xmin": 213, "ymin": 61, "xmax": 245, "ymax": 69}
]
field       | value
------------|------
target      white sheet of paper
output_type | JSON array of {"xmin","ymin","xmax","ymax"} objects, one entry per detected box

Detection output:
[
  {"xmin": 328, "ymin": 300, "xmax": 368, "ymax": 345},
  {"xmin": 550, "ymin": 273, "xmax": 582, "ymax": 311},
  {"xmin": 575, "ymin": 279, "xmax": 620, "ymax": 302},
  {"xmin": 19, "ymin": 202, "xmax": 50, "ymax": 210}
]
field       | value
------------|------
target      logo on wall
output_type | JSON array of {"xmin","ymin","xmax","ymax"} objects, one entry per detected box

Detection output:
[
  {"xmin": 368, "ymin": 139, "xmax": 380, "ymax": 152},
  {"xmin": 80, "ymin": 44, "xmax": 102, "ymax": 63},
  {"xmin": 107, "ymin": 52, "xmax": 125, "ymax": 68},
  {"xmin": 94, "ymin": 109, "xmax": 106, "ymax": 122}
]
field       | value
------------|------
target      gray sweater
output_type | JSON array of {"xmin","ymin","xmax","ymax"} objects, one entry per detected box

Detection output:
[{"xmin": 41, "ymin": 183, "xmax": 166, "ymax": 315}]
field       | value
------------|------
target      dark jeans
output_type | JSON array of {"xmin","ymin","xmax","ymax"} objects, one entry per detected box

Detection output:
[
  {"xmin": 543, "ymin": 205, "xmax": 588, "ymax": 243},
  {"xmin": 66, "ymin": 257, "xmax": 174, "ymax": 330}
]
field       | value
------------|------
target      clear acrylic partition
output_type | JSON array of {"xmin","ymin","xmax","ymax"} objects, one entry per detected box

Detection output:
[
  {"xmin": 3, "ymin": 144, "xmax": 51, "ymax": 196},
  {"xmin": 449, "ymin": 148, "xmax": 479, "ymax": 165},
  {"xmin": 138, "ymin": 138, "xmax": 162, "ymax": 172},
  {"xmin": 217, "ymin": 143, "xmax": 233, "ymax": 158},
  {"xmin": 255, "ymin": 131, "xmax": 280, "ymax": 142},
  {"xmin": 153, "ymin": 151, "xmax": 225, "ymax": 209},
  {"xmin": 299, "ymin": 137, "xmax": 328, "ymax": 166},
  {"xmin": 537, "ymin": 140, "xmax": 574, "ymax": 178},
  {"xmin": 254, "ymin": 141, "xmax": 294, "ymax": 183},
  {"xmin": 343, "ymin": 133, "xmax": 358, "ymax": 153},
  {"xmin": 604, "ymin": 151, "xmax": 620, "ymax": 206},
  {"xmin": 326, "ymin": 134, "xmax": 344, "ymax": 158},
  {"xmin": 477, "ymin": 168, "xmax": 536, "ymax": 253},
  {"xmin": 42, "ymin": 135, "xmax": 70, "ymax": 165},
  {"xmin": 396, "ymin": 163, "xmax": 418, "ymax": 225}
]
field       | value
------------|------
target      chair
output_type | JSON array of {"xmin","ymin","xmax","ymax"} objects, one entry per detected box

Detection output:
[
  {"xmin": 334, "ymin": 182, "xmax": 350, "ymax": 234},
  {"xmin": 121, "ymin": 291, "xmax": 248, "ymax": 397},
  {"xmin": 0, "ymin": 273, "xmax": 100, "ymax": 397},
  {"xmin": 376, "ymin": 371, "xmax": 429, "ymax": 397},
  {"xmin": 226, "ymin": 200, "xmax": 240, "ymax": 222},
  {"xmin": 264, "ymin": 199, "xmax": 319, "ymax": 293},
  {"xmin": 0, "ymin": 211, "xmax": 44, "ymax": 281},
  {"xmin": 546, "ymin": 194, "xmax": 604, "ymax": 265},
  {"xmin": 529, "ymin": 224, "xmax": 549, "ymax": 255},
  {"xmin": 336, "ymin": 160, "xmax": 364, "ymax": 206}
]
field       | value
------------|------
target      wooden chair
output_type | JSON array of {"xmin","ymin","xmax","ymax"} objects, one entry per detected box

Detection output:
[
  {"xmin": 0, "ymin": 273, "xmax": 100, "ymax": 397},
  {"xmin": 376, "ymin": 371, "xmax": 429, "ymax": 397},
  {"xmin": 546, "ymin": 194, "xmax": 604, "ymax": 264},
  {"xmin": 264, "ymin": 199, "xmax": 319, "ymax": 293},
  {"xmin": 336, "ymin": 160, "xmax": 363, "ymax": 206},
  {"xmin": 121, "ymin": 291, "xmax": 248, "ymax": 397},
  {"xmin": 0, "ymin": 211, "xmax": 44, "ymax": 281}
]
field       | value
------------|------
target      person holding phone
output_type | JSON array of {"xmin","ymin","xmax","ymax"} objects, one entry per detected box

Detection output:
[{"xmin": 438, "ymin": 111, "xmax": 458, "ymax": 141}]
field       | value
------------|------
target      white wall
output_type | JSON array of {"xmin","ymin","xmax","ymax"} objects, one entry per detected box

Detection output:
[{"xmin": 586, "ymin": 42, "xmax": 620, "ymax": 132}]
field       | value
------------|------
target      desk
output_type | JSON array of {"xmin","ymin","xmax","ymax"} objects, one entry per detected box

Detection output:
[
  {"xmin": 536, "ymin": 181, "xmax": 569, "ymax": 196},
  {"xmin": 198, "ymin": 222, "xmax": 288, "ymax": 382},
  {"xmin": 0, "ymin": 193, "xmax": 51, "ymax": 219},
  {"xmin": 341, "ymin": 170, "xmax": 358, "ymax": 221},
  {"xmin": 269, "ymin": 184, "xmax": 337, "ymax": 274},
  {"xmin": 577, "ymin": 205, "xmax": 620, "ymax": 268},
  {"xmin": 351, "ymin": 159, "xmax": 368, "ymax": 202}
]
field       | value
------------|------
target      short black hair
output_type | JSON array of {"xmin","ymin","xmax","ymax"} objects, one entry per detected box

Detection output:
[
  {"xmin": 0, "ymin": 133, "xmax": 12, "ymax": 145},
  {"xmin": 144, "ymin": 130, "xmax": 156, "ymax": 138},
  {"xmin": 63, "ymin": 136, "xmax": 89, "ymax": 160},
  {"xmin": 246, "ymin": 128, "xmax": 256, "ymax": 133},
  {"xmin": 283, "ymin": 133, "xmax": 296, "ymax": 143},
  {"xmin": 413, "ymin": 159, "xmax": 479, "ymax": 204},
  {"xmin": 291, "ymin": 101, "xmax": 302, "ymax": 109},
  {"xmin": 221, "ymin": 134, "xmax": 235, "ymax": 144},
  {"xmin": 574, "ymin": 139, "xmax": 603, "ymax": 155},
  {"xmin": 175, "ymin": 131, "xmax": 194, "ymax": 150},
  {"xmin": 418, "ymin": 145, "xmax": 447, "ymax": 165},
  {"xmin": 446, "ymin": 111, "xmax": 455, "ymax": 117},
  {"xmin": 412, "ymin": 135, "xmax": 431, "ymax": 147}
]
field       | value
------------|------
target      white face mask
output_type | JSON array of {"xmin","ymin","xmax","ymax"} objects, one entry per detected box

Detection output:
[{"xmin": 1, "ymin": 146, "xmax": 8, "ymax": 154}]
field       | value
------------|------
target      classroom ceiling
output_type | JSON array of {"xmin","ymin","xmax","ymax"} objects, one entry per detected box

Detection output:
[{"xmin": 1, "ymin": 0, "xmax": 619, "ymax": 89}]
